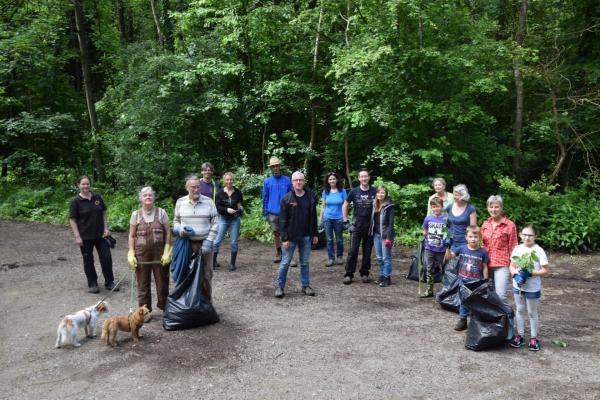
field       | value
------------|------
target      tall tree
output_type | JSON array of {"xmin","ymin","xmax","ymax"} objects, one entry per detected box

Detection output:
[{"xmin": 72, "ymin": 0, "xmax": 104, "ymax": 180}]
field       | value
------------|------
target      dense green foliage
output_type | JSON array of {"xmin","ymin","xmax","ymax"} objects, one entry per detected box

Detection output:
[{"xmin": 1, "ymin": 0, "xmax": 599, "ymax": 252}]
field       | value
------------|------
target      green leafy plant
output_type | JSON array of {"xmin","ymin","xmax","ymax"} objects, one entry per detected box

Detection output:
[{"xmin": 511, "ymin": 251, "xmax": 539, "ymax": 274}]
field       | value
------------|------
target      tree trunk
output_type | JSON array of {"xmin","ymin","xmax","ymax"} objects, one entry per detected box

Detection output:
[
  {"xmin": 512, "ymin": 0, "xmax": 527, "ymax": 176},
  {"xmin": 149, "ymin": 0, "xmax": 165, "ymax": 48},
  {"xmin": 342, "ymin": 0, "xmax": 353, "ymax": 188},
  {"xmin": 344, "ymin": 124, "xmax": 352, "ymax": 188},
  {"xmin": 160, "ymin": 0, "xmax": 174, "ymax": 51},
  {"xmin": 72, "ymin": 0, "xmax": 104, "ymax": 181},
  {"xmin": 543, "ymin": 69, "xmax": 566, "ymax": 184},
  {"xmin": 115, "ymin": 0, "xmax": 128, "ymax": 44},
  {"xmin": 304, "ymin": 5, "xmax": 323, "ymax": 172}
]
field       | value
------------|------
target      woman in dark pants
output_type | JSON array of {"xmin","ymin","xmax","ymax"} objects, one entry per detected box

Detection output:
[{"xmin": 69, "ymin": 175, "xmax": 116, "ymax": 293}]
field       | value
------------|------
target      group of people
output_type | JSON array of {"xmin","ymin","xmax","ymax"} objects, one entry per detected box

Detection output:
[
  {"xmin": 68, "ymin": 163, "xmax": 549, "ymax": 351},
  {"xmin": 422, "ymin": 178, "xmax": 550, "ymax": 351}
]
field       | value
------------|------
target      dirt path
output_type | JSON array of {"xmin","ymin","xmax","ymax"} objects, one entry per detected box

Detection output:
[{"xmin": 1, "ymin": 219, "xmax": 599, "ymax": 399}]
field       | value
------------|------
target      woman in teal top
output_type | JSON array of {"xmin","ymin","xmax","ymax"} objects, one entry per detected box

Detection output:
[
  {"xmin": 319, "ymin": 172, "xmax": 347, "ymax": 266},
  {"xmin": 446, "ymin": 184, "xmax": 477, "ymax": 252}
]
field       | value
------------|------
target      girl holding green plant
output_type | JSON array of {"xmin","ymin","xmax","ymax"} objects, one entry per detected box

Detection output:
[{"xmin": 509, "ymin": 224, "xmax": 550, "ymax": 351}]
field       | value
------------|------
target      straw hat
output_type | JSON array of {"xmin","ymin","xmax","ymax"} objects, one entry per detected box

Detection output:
[{"xmin": 268, "ymin": 156, "xmax": 282, "ymax": 166}]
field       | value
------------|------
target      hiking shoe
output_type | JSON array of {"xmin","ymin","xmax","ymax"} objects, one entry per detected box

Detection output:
[
  {"xmin": 361, "ymin": 275, "xmax": 372, "ymax": 283},
  {"xmin": 374, "ymin": 276, "xmax": 384, "ymax": 284},
  {"xmin": 302, "ymin": 286, "xmax": 315, "ymax": 296},
  {"xmin": 510, "ymin": 335, "xmax": 525, "ymax": 348},
  {"xmin": 454, "ymin": 317, "xmax": 467, "ymax": 331},
  {"xmin": 528, "ymin": 337, "xmax": 540, "ymax": 351},
  {"xmin": 326, "ymin": 259, "xmax": 334, "ymax": 267},
  {"xmin": 343, "ymin": 276, "xmax": 353, "ymax": 285},
  {"xmin": 336, "ymin": 256, "xmax": 345, "ymax": 265},
  {"xmin": 88, "ymin": 285, "xmax": 100, "ymax": 294},
  {"xmin": 105, "ymin": 282, "xmax": 119, "ymax": 292},
  {"xmin": 275, "ymin": 287, "xmax": 284, "ymax": 298},
  {"xmin": 379, "ymin": 277, "xmax": 390, "ymax": 287}
]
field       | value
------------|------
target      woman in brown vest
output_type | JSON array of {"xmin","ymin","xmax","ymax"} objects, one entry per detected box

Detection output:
[{"xmin": 127, "ymin": 187, "xmax": 172, "ymax": 314}]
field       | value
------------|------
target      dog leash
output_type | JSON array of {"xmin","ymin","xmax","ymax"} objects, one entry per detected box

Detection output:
[
  {"xmin": 129, "ymin": 268, "xmax": 137, "ymax": 313},
  {"xmin": 92, "ymin": 271, "xmax": 129, "ymax": 310}
]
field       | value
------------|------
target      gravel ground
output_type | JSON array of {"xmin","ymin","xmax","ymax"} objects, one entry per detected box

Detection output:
[{"xmin": 1, "ymin": 219, "xmax": 599, "ymax": 400}]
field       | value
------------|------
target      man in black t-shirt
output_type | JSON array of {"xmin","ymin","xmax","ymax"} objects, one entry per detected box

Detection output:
[{"xmin": 342, "ymin": 169, "xmax": 377, "ymax": 284}]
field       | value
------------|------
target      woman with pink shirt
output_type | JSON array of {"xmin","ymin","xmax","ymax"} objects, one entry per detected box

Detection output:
[{"xmin": 481, "ymin": 195, "xmax": 518, "ymax": 306}]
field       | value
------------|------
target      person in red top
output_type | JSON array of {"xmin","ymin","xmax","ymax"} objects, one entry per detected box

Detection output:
[{"xmin": 481, "ymin": 195, "xmax": 518, "ymax": 307}]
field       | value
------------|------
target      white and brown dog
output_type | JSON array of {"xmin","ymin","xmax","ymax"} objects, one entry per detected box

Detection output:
[{"xmin": 55, "ymin": 301, "xmax": 108, "ymax": 348}]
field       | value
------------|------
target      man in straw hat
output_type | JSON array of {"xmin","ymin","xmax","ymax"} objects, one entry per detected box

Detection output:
[{"xmin": 262, "ymin": 156, "xmax": 292, "ymax": 263}]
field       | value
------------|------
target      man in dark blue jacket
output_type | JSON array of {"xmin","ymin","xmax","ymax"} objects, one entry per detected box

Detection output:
[
  {"xmin": 275, "ymin": 171, "xmax": 319, "ymax": 298},
  {"xmin": 262, "ymin": 156, "xmax": 292, "ymax": 263}
]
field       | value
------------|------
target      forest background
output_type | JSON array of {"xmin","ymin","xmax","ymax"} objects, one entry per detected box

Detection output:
[{"xmin": 1, "ymin": 0, "xmax": 599, "ymax": 253}]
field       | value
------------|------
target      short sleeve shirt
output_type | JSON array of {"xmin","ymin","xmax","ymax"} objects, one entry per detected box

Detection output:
[
  {"xmin": 511, "ymin": 244, "xmax": 548, "ymax": 293},
  {"xmin": 447, "ymin": 203, "xmax": 477, "ymax": 250},
  {"xmin": 422, "ymin": 214, "xmax": 448, "ymax": 253},
  {"xmin": 322, "ymin": 189, "xmax": 347, "ymax": 220},
  {"xmin": 69, "ymin": 192, "xmax": 107, "ymax": 240},
  {"xmin": 455, "ymin": 245, "xmax": 489, "ymax": 280},
  {"xmin": 346, "ymin": 186, "xmax": 377, "ymax": 224}
]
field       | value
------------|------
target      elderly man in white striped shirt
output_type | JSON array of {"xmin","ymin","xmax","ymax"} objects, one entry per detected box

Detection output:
[{"xmin": 173, "ymin": 174, "xmax": 219, "ymax": 301}]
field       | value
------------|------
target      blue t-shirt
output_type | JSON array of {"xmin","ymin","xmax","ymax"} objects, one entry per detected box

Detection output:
[
  {"xmin": 446, "ymin": 203, "xmax": 477, "ymax": 251},
  {"xmin": 322, "ymin": 189, "xmax": 347, "ymax": 220},
  {"xmin": 455, "ymin": 245, "xmax": 489, "ymax": 280},
  {"xmin": 422, "ymin": 214, "xmax": 448, "ymax": 253}
]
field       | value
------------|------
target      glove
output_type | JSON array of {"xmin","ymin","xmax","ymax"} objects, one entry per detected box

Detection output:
[
  {"xmin": 342, "ymin": 221, "xmax": 350, "ymax": 231},
  {"xmin": 384, "ymin": 239, "xmax": 392, "ymax": 248},
  {"xmin": 201, "ymin": 240, "xmax": 213, "ymax": 254},
  {"xmin": 183, "ymin": 226, "xmax": 195, "ymax": 236},
  {"xmin": 514, "ymin": 269, "xmax": 530, "ymax": 285},
  {"xmin": 161, "ymin": 243, "xmax": 172, "ymax": 266},
  {"xmin": 127, "ymin": 249, "xmax": 138, "ymax": 270}
]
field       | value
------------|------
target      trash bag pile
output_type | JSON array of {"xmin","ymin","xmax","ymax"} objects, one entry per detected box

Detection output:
[
  {"xmin": 406, "ymin": 240, "xmax": 443, "ymax": 283},
  {"xmin": 163, "ymin": 253, "xmax": 219, "ymax": 331},
  {"xmin": 435, "ymin": 258, "xmax": 460, "ymax": 312},
  {"xmin": 459, "ymin": 280, "xmax": 514, "ymax": 351}
]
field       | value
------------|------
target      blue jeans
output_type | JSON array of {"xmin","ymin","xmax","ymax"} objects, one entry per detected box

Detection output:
[
  {"xmin": 214, "ymin": 216, "xmax": 240, "ymax": 253},
  {"xmin": 323, "ymin": 218, "xmax": 343, "ymax": 260},
  {"xmin": 373, "ymin": 233, "xmax": 393, "ymax": 278},
  {"xmin": 276, "ymin": 236, "xmax": 311, "ymax": 289}
]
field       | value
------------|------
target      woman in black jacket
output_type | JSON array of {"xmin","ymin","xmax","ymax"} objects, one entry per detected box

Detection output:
[
  {"xmin": 213, "ymin": 172, "xmax": 244, "ymax": 271},
  {"xmin": 370, "ymin": 186, "xmax": 395, "ymax": 287}
]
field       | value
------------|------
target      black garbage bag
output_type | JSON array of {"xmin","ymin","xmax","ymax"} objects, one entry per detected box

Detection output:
[
  {"xmin": 406, "ymin": 240, "xmax": 443, "ymax": 283},
  {"xmin": 441, "ymin": 258, "xmax": 458, "ymax": 286},
  {"xmin": 459, "ymin": 280, "xmax": 513, "ymax": 322},
  {"xmin": 465, "ymin": 315, "xmax": 509, "ymax": 351},
  {"xmin": 163, "ymin": 253, "xmax": 219, "ymax": 331},
  {"xmin": 459, "ymin": 279, "xmax": 514, "ymax": 350},
  {"xmin": 436, "ymin": 276, "xmax": 460, "ymax": 312},
  {"xmin": 435, "ymin": 258, "xmax": 460, "ymax": 312}
]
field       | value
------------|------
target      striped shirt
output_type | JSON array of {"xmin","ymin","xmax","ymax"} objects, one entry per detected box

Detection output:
[{"xmin": 173, "ymin": 195, "xmax": 218, "ymax": 242}]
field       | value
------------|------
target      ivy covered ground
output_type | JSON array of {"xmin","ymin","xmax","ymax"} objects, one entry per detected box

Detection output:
[{"xmin": 1, "ymin": 219, "xmax": 599, "ymax": 399}]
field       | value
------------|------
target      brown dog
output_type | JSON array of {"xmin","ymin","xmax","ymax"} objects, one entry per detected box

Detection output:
[{"xmin": 101, "ymin": 305, "xmax": 150, "ymax": 347}]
